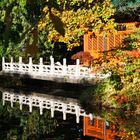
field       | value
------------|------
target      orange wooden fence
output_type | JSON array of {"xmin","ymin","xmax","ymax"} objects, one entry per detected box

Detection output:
[
  {"xmin": 84, "ymin": 30, "xmax": 134, "ymax": 59},
  {"xmin": 83, "ymin": 117, "xmax": 124, "ymax": 140}
]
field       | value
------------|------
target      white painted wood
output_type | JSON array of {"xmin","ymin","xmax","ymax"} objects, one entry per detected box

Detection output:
[{"xmin": 1, "ymin": 56, "xmax": 111, "ymax": 82}]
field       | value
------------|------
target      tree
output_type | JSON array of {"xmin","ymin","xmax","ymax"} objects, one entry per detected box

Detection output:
[
  {"xmin": 112, "ymin": 0, "xmax": 140, "ymax": 7},
  {"xmin": 0, "ymin": 0, "xmax": 48, "ymax": 59},
  {"xmin": 0, "ymin": 0, "xmax": 116, "ymax": 60},
  {"xmin": 38, "ymin": 0, "xmax": 116, "ymax": 50},
  {"xmin": 0, "ymin": 0, "xmax": 28, "ymax": 59},
  {"xmin": 112, "ymin": 0, "xmax": 140, "ymax": 22}
]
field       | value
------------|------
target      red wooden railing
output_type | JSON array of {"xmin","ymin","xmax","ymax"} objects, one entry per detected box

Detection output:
[
  {"xmin": 84, "ymin": 22, "xmax": 140, "ymax": 59},
  {"xmin": 83, "ymin": 117, "xmax": 124, "ymax": 140},
  {"xmin": 84, "ymin": 30, "xmax": 134, "ymax": 59}
]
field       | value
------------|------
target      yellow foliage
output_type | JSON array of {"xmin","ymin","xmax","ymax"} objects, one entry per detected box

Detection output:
[{"xmin": 38, "ymin": 0, "xmax": 116, "ymax": 49}]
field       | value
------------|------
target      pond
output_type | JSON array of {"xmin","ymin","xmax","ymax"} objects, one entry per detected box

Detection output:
[{"xmin": 0, "ymin": 74, "xmax": 91, "ymax": 140}]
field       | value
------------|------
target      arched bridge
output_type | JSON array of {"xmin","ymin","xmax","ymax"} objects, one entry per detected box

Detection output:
[{"xmin": 1, "ymin": 56, "xmax": 111, "ymax": 84}]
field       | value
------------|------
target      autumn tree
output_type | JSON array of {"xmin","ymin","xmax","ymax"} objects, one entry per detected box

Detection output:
[
  {"xmin": 80, "ymin": 30, "xmax": 140, "ymax": 139},
  {"xmin": 38, "ymin": 0, "xmax": 116, "ymax": 50},
  {"xmin": 0, "ymin": 0, "xmax": 116, "ymax": 60}
]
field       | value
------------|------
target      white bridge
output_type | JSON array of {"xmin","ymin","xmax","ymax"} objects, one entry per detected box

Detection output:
[
  {"xmin": 1, "ymin": 56, "xmax": 111, "ymax": 84},
  {"xmin": 2, "ymin": 90, "xmax": 93, "ymax": 123}
]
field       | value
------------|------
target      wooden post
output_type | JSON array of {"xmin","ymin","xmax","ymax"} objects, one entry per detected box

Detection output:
[
  {"xmin": 103, "ymin": 36, "xmax": 107, "ymax": 62},
  {"xmin": 84, "ymin": 34, "xmax": 88, "ymax": 52},
  {"xmin": 104, "ymin": 120, "xmax": 107, "ymax": 140},
  {"xmin": 83, "ymin": 117, "xmax": 87, "ymax": 136}
]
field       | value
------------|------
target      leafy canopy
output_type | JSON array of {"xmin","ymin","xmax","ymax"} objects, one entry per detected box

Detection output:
[
  {"xmin": 38, "ymin": 0, "xmax": 116, "ymax": 49},
  {"xmin": 0, "ymin": 0, "xmax": 116, "ymax": 60}
]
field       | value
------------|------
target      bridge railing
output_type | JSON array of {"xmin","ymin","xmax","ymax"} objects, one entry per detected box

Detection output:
[
  {"xmin": 2, "ymin": 56, "xmax": 111, "ymax": 81},
  {"xmin": 2, "ymin": 56, "xmax": 91, "ymax": 77}
]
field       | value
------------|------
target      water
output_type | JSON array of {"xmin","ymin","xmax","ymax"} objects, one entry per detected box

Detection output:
[{"xmin": 0, "ymin": 74, "xmax": 91, "ymax": 140}]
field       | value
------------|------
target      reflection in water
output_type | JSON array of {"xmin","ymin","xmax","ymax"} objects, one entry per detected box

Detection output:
[
  {"xmin": 1, "ymin": 88, "xmax": 91, "ymax": 123},
  {"xmin": 0, "ymin": 74, "xmax": 92, "ymax": 139}
]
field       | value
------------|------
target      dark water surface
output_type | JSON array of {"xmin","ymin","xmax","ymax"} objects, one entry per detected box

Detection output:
[{"xmin": 0, "ymin": 74, "xmax": 91, "ymax": 140}]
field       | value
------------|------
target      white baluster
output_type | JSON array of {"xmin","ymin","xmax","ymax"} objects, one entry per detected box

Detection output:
[
  {"xmin": 50, "ymin": 55, "xmax": 53, "ymax": 60},
  {"xmin": 89, "ymin": 113, "xmax": 93, "ymax": 121},
  {"xmin": 10, "ymin": 57, "xmax": 14, "ymax": 71},
  {"xmin": 88, "ymin": 113, "xmax": 94, "ymax": 125},
  {"xmin": 62, "ymin": 58, "xmax": 67, "ymax": 75},
  {"xmin": 75, "ymin": 59, "xmax": 80, "ymax": 77},
  {"xmin": 2, "ymin": 92, "xmax": 5, "ymax": 105},
  {"xmin": 39, "ymin": 57, "xmax": 43, "ymax": 74},
  {"xmin": 62, "ymin": 103, "xmax": 66, "ymax": 120},
  {"xmin": 19, "ymin": 57, "xmax": 22, "ymax": 72},
  {"xmin": 50, "ymin": 56, "xmax": 54, "ymax": 75},
  {"xmin": 39, "ymin": 100, "xmax": 43, "ymax": 115},
  {"xmin": 19, "ymin": 96, "xmax": 23, "ymax": 110},
  {"xmin": 75, "ymin": 105, "xmax": 80, "ymax": 123},
  {"xmin": 29, "ymin": 57, "xmax": 32, "ymax": 73},
  {"xmin": 50, "ymin": 101, "xmax": 54, "ymax": 118},
  {"xmin": 29, "ymin": 98, "xmax": 32, "ymax": 112}
]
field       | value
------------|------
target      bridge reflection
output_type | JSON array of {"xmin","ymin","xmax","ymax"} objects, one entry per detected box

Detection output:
[{"xmin": 1, "ymin": 88, "xmax": 92, "ymax": 123}]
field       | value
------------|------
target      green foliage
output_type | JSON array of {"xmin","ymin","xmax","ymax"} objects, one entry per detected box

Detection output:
[
  {"xmin": 112, "ymin": 0, "xmax": 140, "ymax": 7},
  {"xmin": 113, "ymin": 0, "xmax": 140, "ymax": 22},
  {"xmin": 0, "ymin": 0, "xmax": 28, "ymax": 59},
  {"xmin": 0, "ymin": 0, "xmax": 116, "ymax": 59},
  {"xmin": 39, "ymin": 0, "xmax": 116, "ymax": 49},
  {"xmin": 123, "ymin": 29, "xmax": 140, "ymax": 50},
  {"xmin": 0, "ymin": 101, "xmax": 57, "ymax": 139},
  {"xmin": 20, "ymin": 110, "xmax": 57, "ymax": 139}
]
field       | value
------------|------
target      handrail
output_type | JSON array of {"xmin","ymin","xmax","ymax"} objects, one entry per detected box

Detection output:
[{"xmin": 1, "ymin": 56, "xmax": 111, "ymax": 83}]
